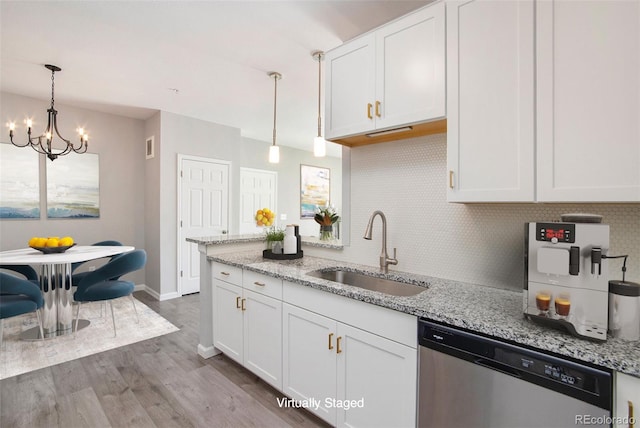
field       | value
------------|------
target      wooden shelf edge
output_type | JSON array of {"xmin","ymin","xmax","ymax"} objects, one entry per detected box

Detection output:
[{"xmin": 328, "ymin": 119, "xmax": 447, "ymax": 147}]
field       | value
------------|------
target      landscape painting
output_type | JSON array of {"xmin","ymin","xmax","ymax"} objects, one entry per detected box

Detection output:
[
  {"xmin": 47, "ymin": 152, "xmax": 100, "ymax": 218},
  {"xmin": 0, "ymin": 143, "xmax": 40, "ymax": 219},
  {"xmin": 300, "ymin": 164, "xmax": 330, "ymax": 219}
]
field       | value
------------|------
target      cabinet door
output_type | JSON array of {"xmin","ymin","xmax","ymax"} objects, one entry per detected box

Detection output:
[
  {"xmin": 446, "ymin": 0, "xmax": 535, "ymax": 202},
  {"xmin": 615, "ymin": 372, "xmax": 640, "ymax": 428},
  {"xmin": 325, "ymin": 33, "xmax": 376, "ymax": 139},
  {"xmin": 213, "ymin": 279, "xmax": 243, "ymax": 364},
  {"xmin": 375, "ymin": 2, "xmax": 445, "ymax": 130},
  {"xmin": 243, "ymin": 290, "xmax": 282, "ymax": 391},
  {"xmin": 537, "ymin": 0, "xmax": 640, "ymax": 202},
  {"xmin": 335, "ymin": 323, "xmax": 417, "ymax": 428},
  {"xmin": 282, "ymin": 303, "xmax": 337, "ymax": 425}
]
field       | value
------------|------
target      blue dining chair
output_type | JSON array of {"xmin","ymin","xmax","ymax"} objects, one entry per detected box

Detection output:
[
  {"xmin": 0, "ymin": 264, "xmax": 39, "ymax": 285},
  {"xmin": 71, "ymin": 240, "xmax": 123, "ymax": 287},
  {"xmin": 0, "ymin": 272, "xmax": 45, "ymax": 347},
  {"xmin": 74, "ymin": 249, "xmax": 146, "ymax": 337}
]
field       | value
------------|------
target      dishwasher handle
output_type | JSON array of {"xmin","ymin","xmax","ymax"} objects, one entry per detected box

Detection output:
[{"xmin": 474, "ymin": 357, "xmax": 523, "ymax": 379}]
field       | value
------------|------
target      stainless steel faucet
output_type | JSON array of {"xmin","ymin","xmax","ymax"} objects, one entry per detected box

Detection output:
[{"xmin": 363, "ymin": 210, "xmax": 398, "ymax": 272}]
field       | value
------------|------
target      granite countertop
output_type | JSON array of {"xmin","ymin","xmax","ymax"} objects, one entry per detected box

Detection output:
[
  {"xmin": 208, "ymin": 250, "xmax": 640, "ymax": 378},
  {"xmin": 188, "ymin": 234, "xmax": 343, "ymax": 250}
]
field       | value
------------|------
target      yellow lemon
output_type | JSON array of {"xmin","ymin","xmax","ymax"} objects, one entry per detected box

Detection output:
[
  {"xmin": 59, "ymin": 236, "xmax": 74, "ymax": 247},
  {"xmin": 34, "ymin": 237, "xmax": 47, "ymax": 247},
  {"xmin": 45, "ymin": 238, "xmax": 59, "ymax": 247},
  {"xmin": 28, "ymin": 236, "xmax": 40, "ymax": 247}
]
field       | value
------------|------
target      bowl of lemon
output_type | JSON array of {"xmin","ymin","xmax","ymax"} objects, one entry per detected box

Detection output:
[{"xmin": 29, "ymin": 236, "xmax": 75, "ymax": 254}]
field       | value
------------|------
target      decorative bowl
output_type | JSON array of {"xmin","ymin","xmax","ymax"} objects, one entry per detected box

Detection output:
[{"xmin": 30, "ymin": 244, "xmax": 76, "ymax": 254}]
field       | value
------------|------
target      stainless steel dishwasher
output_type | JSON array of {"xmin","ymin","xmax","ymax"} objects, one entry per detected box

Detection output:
[{"xmin": 418, "ymin": 319, "xmax": 612, "ymax": 428}]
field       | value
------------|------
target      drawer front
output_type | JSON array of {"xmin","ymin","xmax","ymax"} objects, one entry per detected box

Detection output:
[
  {"xmin": 243, "ymin": 270, "xmax": 283, "ymax": 300},
  {"xmin": 211, "ymin": 262, "xmax": 243, "ymax": 286}
]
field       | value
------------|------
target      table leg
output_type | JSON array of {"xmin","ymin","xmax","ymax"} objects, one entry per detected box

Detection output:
[
  {"xmin": 21, "ymin": 263, "xmax": 90, "ymax": 340},
  {"xmin": 57, "ymin": 263, "xmax": 73, "ymax": 334},
  {"xmin": 41, "ymin": 264, "xmax": 58, "ymax": 338}
]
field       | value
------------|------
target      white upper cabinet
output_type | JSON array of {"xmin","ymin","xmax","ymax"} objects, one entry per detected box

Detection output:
[
  {"xmin": 536, "ymin": 0, "xmax": 640, "ymax": 202},
  {"xmin": 446, "ymin": 0, "xmax": 535, "ymax": 202},
  {"xmin": 325, "ymin": 2, "xmax": 445, "ymax": 141},
  {"xmin": 448, "ymin": 0, "xmax": 640, "ymax": 203}
]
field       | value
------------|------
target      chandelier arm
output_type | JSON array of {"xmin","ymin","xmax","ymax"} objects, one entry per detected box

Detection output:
[
  {"xmin": 9, "ymin": 132, "xmax": 33, "ymax": 148},
  {"xmin": 51, "ymin": 110, "xmax": 71, "ymax": 145}
]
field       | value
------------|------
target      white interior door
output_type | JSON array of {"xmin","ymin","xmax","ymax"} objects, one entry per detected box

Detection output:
[
  {"xmin": 179, "ymin": 156, "xmax": 230, "ymax": 295},
  {"xmin": 239, "ymin": 168, "xmax": 277, "ymax": 234}
]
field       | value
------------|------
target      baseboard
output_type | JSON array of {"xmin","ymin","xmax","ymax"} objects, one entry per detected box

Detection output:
[
  {"xmin": 137, "ymin": 284, "xmax": 180, "ymax": 301},
  {"xmin": 198, "ymin": 344, "xmax": 221, "ymax": 359}
]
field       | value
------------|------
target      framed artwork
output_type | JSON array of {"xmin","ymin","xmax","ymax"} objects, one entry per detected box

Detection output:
[
  {"xmin": 300, "ymin": 164, "xmax": 330, "ymax": 219},
  {"xmin": 47, "ymin": 152, "xmax": 100, "ymax": 218},
  {"xmin": 146, "ymin": 136, "xmax": 154, "ymax": 159},
  {"xmin": 0, "ymin": 143, "xmax": 40, "ymax": 219}
]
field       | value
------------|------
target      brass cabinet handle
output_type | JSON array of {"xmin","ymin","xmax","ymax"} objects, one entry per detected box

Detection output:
[
  {"xmin": 367, "ymin": 103, "xmax": 373, "ymax": 119},
  {"xmin": 375, "ymin": 101, "xmax": 381, "ymax": 117},
  {"xmin": 241, "ymin": 298, "xmax": 246, "ymax": 311},
  {"xmin": 630, "ymin": 401, "xmax": 635, "ymax": 428},
  {"xmin": 220, "ymin": 271, "xmax": 230, "ymax": 276},
  {"xmin": 253, "ymin": 281, "xmax": 266, "ymax": 287},
  {"xmin": 336, "ymin": 336, "xmax": 343, "ymax": 354},
  {"xmin": 449, "ymin": 170, "xmax": 455, "ymax": 189},
  {"xmin": 328, "ymin": 333, "xmax": 334, "ymax": 350},
  {"xmin": 236, "ymin": 296, "xmax": 241, "ymax": 309}
]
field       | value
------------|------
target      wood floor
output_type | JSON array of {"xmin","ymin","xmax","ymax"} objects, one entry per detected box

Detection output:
[{"xmin": 0, "ymin": 292, "xmax": 329, "ymax": 428}]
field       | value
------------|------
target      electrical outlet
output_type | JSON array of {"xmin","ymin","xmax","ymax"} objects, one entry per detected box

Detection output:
[{"xmin": 280, "ymin": 214, "xmax": 287, "ymax": 220}]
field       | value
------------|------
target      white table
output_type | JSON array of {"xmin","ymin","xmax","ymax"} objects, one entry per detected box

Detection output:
[{"xmin": 0, "ymin": 245, "xmax": 134, "ymax": 339}]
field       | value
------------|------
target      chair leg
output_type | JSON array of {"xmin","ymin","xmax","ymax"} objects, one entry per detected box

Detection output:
[
  {"xmin": 109, "ymin": 301, "xmax": 117, "ymax": 337},
  {"xmin": 36, "ymin": 309, "xmax": 44, "ymax": 341},
  {"xmin": 74, "ymin": 302, "xmax": 82, "ymax": 334},
  {"xmin": 130, "ymin": 295, "xmax": 139, "ymax": 324}
]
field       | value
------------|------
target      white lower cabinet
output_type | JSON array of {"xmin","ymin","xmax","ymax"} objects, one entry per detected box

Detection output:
[
  {"xmin": 614, "ymin": 372, "xmax": 640, "ymax": 428},
  {"xmin": 282, "ymin": 303, "xmax": 417, "ymax": 427},
  {"xmin": 212, "ymin": 264, "xmax": 417, "ymax": 427},
  {"xmin": 213, "ymin": 272, "xmax": 283, "ymax": 390}
]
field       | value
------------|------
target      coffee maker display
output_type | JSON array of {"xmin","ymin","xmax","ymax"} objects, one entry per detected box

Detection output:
[{"xmin": 524, "ymin": 215, "xmax": 610, "ymax": 341}]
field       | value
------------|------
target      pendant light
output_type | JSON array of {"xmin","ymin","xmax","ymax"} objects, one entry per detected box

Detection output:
[
  {"xmin": 312, "ymin": 51, "xmax": 326, "ymax": 157},
  {"xmin": 268, "ymin": 72, "xmax": 282, "ymax": 163}
]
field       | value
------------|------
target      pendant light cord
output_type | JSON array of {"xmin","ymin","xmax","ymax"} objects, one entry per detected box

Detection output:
[
  {"xmin": 317, "ymin": 54, "xmax": 322, "ymax": 137},
  {"xmin": 273, "ymin": 74, "xmax": 278, "ymax": 146}
]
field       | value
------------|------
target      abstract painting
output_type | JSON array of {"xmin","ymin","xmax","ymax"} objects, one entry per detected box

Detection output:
[
  {"xmin": 300, "ymin": 164, "xmax": 330, "ymax": 219},
  {"xmin": 47, "ymin": 152, "xmax": 100, "ymax": 218},
  {"xmin": 0, "ymin": 143, "xmax": 40, "ymax": 219}
]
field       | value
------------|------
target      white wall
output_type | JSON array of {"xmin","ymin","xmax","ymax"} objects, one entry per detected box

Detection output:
[
  {"xmin": 239, "ymin": 136, "xmax": 342, "ymax": 237},
  {"xmin": 151, "ymin": 112, "xmax": 342, "ymax": 299},
  {"xmin": 0, "ymin": 92, "xmax": 146, "ymax": 284},
  {"xmin": 333, "ymin": 133, "xmax": 640, "ymax": 290}
]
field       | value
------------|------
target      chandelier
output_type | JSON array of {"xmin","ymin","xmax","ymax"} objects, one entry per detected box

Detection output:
[{"xmin": 8, "ymin": 64, "xmax": 88, "ymax": 161}]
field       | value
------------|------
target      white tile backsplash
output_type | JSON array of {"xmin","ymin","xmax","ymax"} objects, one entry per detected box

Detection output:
[{"xmin": 341, "ymin": 133, "xmax": 640, "ymax": 290}]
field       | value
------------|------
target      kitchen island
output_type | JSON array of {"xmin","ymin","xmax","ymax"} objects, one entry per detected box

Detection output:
[{"xmin": 201, "ymin": 249, "xmax": 640, "ymax": 378}]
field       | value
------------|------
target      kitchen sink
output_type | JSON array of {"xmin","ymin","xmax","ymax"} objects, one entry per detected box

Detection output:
[{"xmin": 306, "ymin": 268, "xmax": 427, "ymax": 296}]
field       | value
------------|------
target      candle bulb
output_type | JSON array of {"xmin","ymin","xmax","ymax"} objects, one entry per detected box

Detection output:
[
  {"xmin": 25, "ymin": 119, "xmax": 33, "ymax": 129},
  {"xmin": 46, "ymin": 131, "xmax": 52, "ymax": 140},
  {"xmin": 77, "ymin": 127, "xmax": 84, "ymax": 135},
  {"xmin": 8, "ymin": 122, "xmax": 15, "ymax": 131}
]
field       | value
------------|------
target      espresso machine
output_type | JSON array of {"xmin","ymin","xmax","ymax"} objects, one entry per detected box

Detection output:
[{"xmin": 524, "ymin": 217, "xmax": 610, "ymax": 341}]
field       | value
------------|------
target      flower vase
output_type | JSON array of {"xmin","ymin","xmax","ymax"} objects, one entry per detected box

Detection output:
[{"xmin": 319, "ymin": 225, "xmax": 334, "ymax": 241}]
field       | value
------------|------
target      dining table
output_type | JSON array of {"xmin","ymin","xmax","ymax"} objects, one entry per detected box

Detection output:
[{"xmin": 0, "ymin": 245, "xmax": 134, "ymax": 339}]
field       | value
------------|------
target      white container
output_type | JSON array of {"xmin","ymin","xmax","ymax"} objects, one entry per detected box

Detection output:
[
  {"xmin": 608, "ymin": 280, "xmax": 640, "ymax": 341},
  {"xmin": 283, "ymin": 225, "xmax": 297, "ymax": 254}
]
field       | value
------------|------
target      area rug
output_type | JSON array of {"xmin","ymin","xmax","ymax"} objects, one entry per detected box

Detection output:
[{"xmin": 0, "ymin": 297, "xmax": 179, "ymax": 380}]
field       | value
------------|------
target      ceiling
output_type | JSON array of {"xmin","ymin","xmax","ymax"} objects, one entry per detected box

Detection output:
[{"xmin": 0, "ymin": 0, "xmax": 431, "ymax": 157}]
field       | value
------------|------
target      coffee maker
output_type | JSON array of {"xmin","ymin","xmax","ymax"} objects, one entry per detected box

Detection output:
[{"xmin": 524, "ymin": 218, "xmax": 610, "ymax": 341}]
